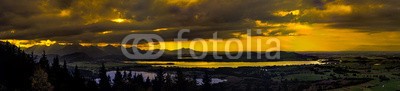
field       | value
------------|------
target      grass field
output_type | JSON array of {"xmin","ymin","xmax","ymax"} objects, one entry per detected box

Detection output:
[
  {"xmin": 370, "ymin": 80, "xmax": 400, "ymax": 91},
  {"xmin": 272, "ymin": 73, "xmax": 329, "ymax": 81}
]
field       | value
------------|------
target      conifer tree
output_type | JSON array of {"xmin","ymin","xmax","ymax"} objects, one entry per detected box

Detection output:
[
  {"xmin": 202, "ymin": 72, "xmax": 212, "ymax": 91},
  {"xmin": 99, "ymin": 63, "xmax": 111, "ymax": 91},
  {"xmin": 72, "ymin": 65, "xmax": 85, "ymax": 90},
  {"xmin": 113, "ymin": 67, "xmax": 124, "ymax": 90},
  {"xmin": 31, "ymin": 67, "xmax": 52, "ymax": 91},
  {"xmin": 0, "ymin": 42, "xmax": 34, "ymax": 90},
  {"xmin": 144, "ymin": 77, "xmax": 152, "ymax": 90},
  {"xmin": 136, "ymin": 74, "xmax": 144, "ymax": 84},
  {"xmin": 153, "ymin": 69, "xmax": 165, "ymax": 91},
  {"xmin": 61, "ymin": 60, "xmax": 72, "ymax": 82},
  {"xmin": 165, "ymin": 73, "xmax": 174, "ymax": 91},
  {"xmin": 176, "ymin": 69, "xmax": 187, "ymax": 91},
  {"xmin": 51, "ymin": 56, "xmax": 60, "ymax": 71},
  {"xmin": 122, "ymin": 71, "xmax": 127, "ymax": 81},
  {"xmin": 50, "ymin": 56, "xmax": 61, "ymax": 91},
  {"xmin": 39, "ymin": 51, "xmax": 50, "ymax": 72},
  {"xmin": 86, "ymin": 79, "xmax": 99, "ymax": 91}
]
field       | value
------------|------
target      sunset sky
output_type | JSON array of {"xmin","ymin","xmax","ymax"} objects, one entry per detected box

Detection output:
[{"xmin": 1, "ymin": 0, "xmax": 400, "ymax": 51}]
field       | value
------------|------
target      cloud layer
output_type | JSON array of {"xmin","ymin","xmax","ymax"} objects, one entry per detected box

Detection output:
[{"xmin": 1, "ymin": 0, "xmax": 400, "ymax": 51}]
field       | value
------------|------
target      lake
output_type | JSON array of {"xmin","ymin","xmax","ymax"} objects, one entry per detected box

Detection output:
[
  {"xmin": 124, "ymin": 61, "xmax": 323, "ymax": 68},
  {"xmin": 96, "ymin": 71, "xmax": 227, "ymax": 85}
]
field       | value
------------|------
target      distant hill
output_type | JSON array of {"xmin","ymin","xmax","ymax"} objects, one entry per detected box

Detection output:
[
  {"xmin": 24, "ymin": 45, "xmax": 316, "ymax": 61},
  {"xmin": 61, "ymin": 52, "xmax": 94, "ymax": 62},
  {"xmin": 58, "ymin": 44, "xmax": 107, "ymax": 57},
  {"xmin": 24, "ymin": 44, "xmax": 63, "ymax": 55},
  {"xmin": 24, "ymin": 44, "xmax": 126, "ymax": 61},
  {"xmin": 150, "ymin": 49, "xmax": 317, "ymax": 61},
  {"xmin": 297, "ymin": 51, "xmax": 400, "ymax": 58},
  {"xmin": 25, "ymin": 44, "xmax": 123, "ymax": 57},
  {"xmin": 102, "ymin": 45, "xmax": 123, "ymax": 55},
  {"xmin": 31, "ymin": 52, "xmax": 92, "ymax": 64},
  {"xmin": 163, "ymin": 48, "xmax": 202, "ymax": 55}
]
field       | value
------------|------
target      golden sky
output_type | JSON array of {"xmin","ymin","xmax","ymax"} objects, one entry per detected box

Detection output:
[{"xmin": 1, "ymin": 0, "xmax": 400, "ymax": 51}]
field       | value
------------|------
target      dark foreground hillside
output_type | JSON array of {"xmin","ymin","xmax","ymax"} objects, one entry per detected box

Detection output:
[
  {"xmin": 0, "ymin": 41, "xmax": 226, "ymax": 91},
  {"xmin": 1, "ymin": 41, "xmax": 400, "ymax": 91}
]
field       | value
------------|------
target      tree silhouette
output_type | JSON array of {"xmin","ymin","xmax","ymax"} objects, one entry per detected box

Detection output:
[
  {"xmin": 72, "ymin": 65, "xmax": 85, "ymax": 90},
  {"xmin": 51, "ymin": 56, "xmax": 61, "ymax": 71},
  {"xmin": 122, "ymin": 71, "xmax": 127, "ymax": 80},
  {"xmin": 189, "ymin": 75, "xmax": 199, "ymax": 90},
  {"xmin": 0, "ymin": 41, "xmax": 229, "ymax": 91},
  {"xmin": 86, "ymin": 79, "xmax": 99, "ymax": 91},
  {"xmin": 132, "ymin": 73, "xmax": 145, "ymax": 91},
  {"xmin": 202, "ymin": 72, "xmax": 212, "ymax": 91},
  {"xmin": 113, "ymin": 67, "xmax": 124, "ymax": 90},
  {"xmin": 49, "ymin": 56, "xmax": 62, "ymax": 91},
  {"xmin": 176, "ymin": 69, "xmax": 187, "ymax": 91},
  {"xmin": 165, "ymin": 73, "xmax": 174, "ymax": 91},
  {"xmin": 0, "ymin": 42, "xmax": 34, "ymax": 90},
  {"xmin": 99, "ymin": 63, "xmax": 111, "ymax": 91},
  {"xmin": 39, "ymin": 51, "xmax": 50, "ymax": 72},
  {"xmin": 144, "ymin": 77, "xmax": 152, "ymax": 90},
  {"xmin": 135, "ymin": 74, "xmax": 145, "ymax": 85},
  {"xmin": 30, "ymin": 66, "xmax": 52, "ymax": 91},
  {"xmin": 153, "ymin": 69, "xmax": 165, "ymax": 91},
  {"xmin": 56, "ymin": 60, "xmax": 73, "ymax": 91}
]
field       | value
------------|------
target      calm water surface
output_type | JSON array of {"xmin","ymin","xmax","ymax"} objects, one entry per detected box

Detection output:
[
  {"xmin": 96, "ymin": 71, "xmax": 226, "ymax": 85},
  {"xmin": 125, "ymin": 61, "xmax": 323, "ymax": 68}
]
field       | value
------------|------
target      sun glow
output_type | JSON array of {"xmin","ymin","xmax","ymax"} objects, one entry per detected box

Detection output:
[
  {"xmin": 98, "ymin": 31, "xmax": 113, "ymax": 35},
  {"xmin": 303, "ymin": 4, "xmax": 352, "ymax": 18},
  {"xmin": 0, "ymin": 39, "xmax": 56, "ymax": 48},
  {"xmin": 39, "ymin": 40, "xmax": 56, "ymax": 46},
  {"xmin": 111, "ymin": 18, "xmax": 130, "ymax": 23},
  {"xmin": 273, "ymin": 10, "xmax": 300, "ymax": 17},
  {"xmin": 59, "ymin": 9, "xmax": 71, "ymax": 17},
  {"xmin": 165, "ymin": 0, "xmax": 201, "ymax": 8},
  {"xmin": 153, "ymin": 28, "xmax": 169, "ymax": 32}
]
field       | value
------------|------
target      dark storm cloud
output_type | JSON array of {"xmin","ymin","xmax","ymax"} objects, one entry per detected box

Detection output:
[
  {"xmin": 299, "ymin": 0, "xmax": 400, "ymax": 32},
  {"xmin": 1, "ymin": 0, "xmax": 400, "ymax": 42}
]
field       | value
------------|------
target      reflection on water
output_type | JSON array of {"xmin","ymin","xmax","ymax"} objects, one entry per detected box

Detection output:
[
  {"xmin": 96, "ymin": 71, "xmax": 226, "ymax": 85},
  {"xmin": 95, "ymin": 71, "xmax": 156, "ymax": 84},
  {"xmin": 196, "ymin": 78, "xmax": 227, "ymax": 85},
  {"xmin": 129, "ymin": 61, "xmax": 323, "ymax": 68}
]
